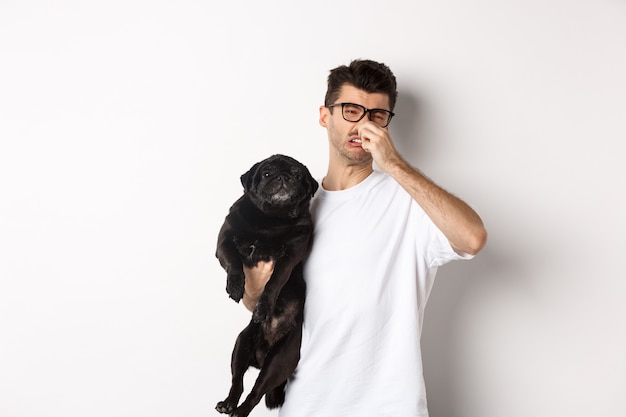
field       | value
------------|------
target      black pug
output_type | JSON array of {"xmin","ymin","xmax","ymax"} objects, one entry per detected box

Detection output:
[{"xmin": 215, "ymin": 154, "xmax": 318, "ymax": 417}]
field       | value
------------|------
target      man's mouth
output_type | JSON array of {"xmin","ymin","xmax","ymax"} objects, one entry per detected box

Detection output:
[{"xmin": 349, "ymin": 138, "xmax": 362, "ymax": 144}]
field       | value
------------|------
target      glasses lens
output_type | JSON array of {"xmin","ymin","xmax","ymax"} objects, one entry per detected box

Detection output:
[
  {"xmin": 370, "ymin": 110, "xmax": 391, "ymax": 127},
  {"xmin": 342, "ymin": 103, "xmax": 365, "ymax": 122}
]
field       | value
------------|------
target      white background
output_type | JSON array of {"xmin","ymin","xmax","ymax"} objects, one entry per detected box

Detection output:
[{"xmin": 1, "ymin": 1, "xmax": 625, "ymax": 416}]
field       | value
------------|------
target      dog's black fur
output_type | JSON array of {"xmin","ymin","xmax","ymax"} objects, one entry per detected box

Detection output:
[{"xmin": 215, "ymin": 154, "xmax": 318, "ymax": 417}]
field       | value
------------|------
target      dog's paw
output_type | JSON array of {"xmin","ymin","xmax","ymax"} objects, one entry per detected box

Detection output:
[
  {"xmin": 265, "ymin": 384, "xmax": 286, "ymax": 409},
  {"xmin": 252, "ymin": 302, "xmax": 271, "ymax": 323},
  {"xmin": 215, "ymin": 399, "xmax": 237, "ymax": 414},
  {"xmin": 226, "ymin": 271, "xmax": 245, "ymax": 302},
  {"xmin": 230, "ymin": 403, "xmax": 254, "ymax": 417}
]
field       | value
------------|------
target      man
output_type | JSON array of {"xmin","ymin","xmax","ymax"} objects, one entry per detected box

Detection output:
[{"xmin": 243, "ymin": 59, "xmax": 487, "ymax": 416}]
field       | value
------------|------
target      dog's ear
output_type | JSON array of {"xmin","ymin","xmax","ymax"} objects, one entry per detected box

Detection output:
[
  {"xmin": 305, "ymin": 168, "xmax": 319, "ymax": 197},
  {"xmin": 240, "ymin": 161, "xmax": 261, "ymax": 193},
  {"xmin": 309, "ymin": 176, "xmax": 319, "ymax": 197}
]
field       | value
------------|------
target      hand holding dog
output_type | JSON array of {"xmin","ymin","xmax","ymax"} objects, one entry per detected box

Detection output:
[{"xmin": 242, "ymin": 261, "xmax": 274, "ymax": 312}]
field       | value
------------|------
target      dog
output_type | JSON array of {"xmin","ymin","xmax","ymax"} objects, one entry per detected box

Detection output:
[{"xmin": 215, "ymin": 154, "xmax": 318, "ymax": 417}]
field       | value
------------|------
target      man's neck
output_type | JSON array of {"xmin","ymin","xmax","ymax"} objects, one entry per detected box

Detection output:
[{"xmin": 322, "ymin": 164, "xmax": 374, "ymax": 191}]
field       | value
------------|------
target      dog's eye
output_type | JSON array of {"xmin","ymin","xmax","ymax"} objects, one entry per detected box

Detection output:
[{"xmin": 263, "ymin": 172, "xmax": 270, "ymax": 178}]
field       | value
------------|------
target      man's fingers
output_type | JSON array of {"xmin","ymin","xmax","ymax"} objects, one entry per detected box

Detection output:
[{"xmin": 243, "ymin": 260, "xmax": 275, "ymax": 286}]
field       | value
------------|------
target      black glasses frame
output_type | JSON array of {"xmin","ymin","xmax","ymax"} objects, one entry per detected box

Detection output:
[{"xmin": 327, "ymin": 102, "xmax": 395, "ymax": 128}]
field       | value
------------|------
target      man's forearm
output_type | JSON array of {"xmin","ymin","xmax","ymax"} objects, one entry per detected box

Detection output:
[
  {"xmin": 242, "ymin": 261, "xmax": 274, "ymax": 312},
  {"xmin": 242, "ymin": 288, "xmax": 261, "ymax": 312},
  {"xmin": 388, "ymin": 159, "xmax": 487, "ymax": 255}
]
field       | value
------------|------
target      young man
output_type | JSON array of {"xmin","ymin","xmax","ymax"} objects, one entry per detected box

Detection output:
[{"xmin": 243, "ymin": 59, "xmax": 487, "ymax": 416}]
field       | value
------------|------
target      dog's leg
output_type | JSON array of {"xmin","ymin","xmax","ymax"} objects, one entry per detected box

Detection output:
[
  {"xmin": 216, "ymin": 225, "xmax": 246, "ymax": 302},
  {"xmin": 230, "ymin": 322, "xmax": 303, "ymax": 417},
  {"xmin": 225, "ymin": 265, "xmax": 245, "ymax": 302},
  {"xmin": 215, "ymin": 323, "xmax": 257, "ymax": 414},
  {"xmin": 264, "ymin": 380, "xmax": 286, "ymax": 409},
  {"xmin": 252, "ymin": 260, "xmax": 296, "ymax": 323}
]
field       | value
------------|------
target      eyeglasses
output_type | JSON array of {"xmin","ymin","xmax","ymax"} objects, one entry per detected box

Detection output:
[{"xmin": 327, "ymin": 102, "xmax": 395, "ymax": 128}]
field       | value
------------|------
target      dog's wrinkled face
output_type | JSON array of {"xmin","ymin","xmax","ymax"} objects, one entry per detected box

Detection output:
[{"xmin": 241, "ymin": 154, "xmax": 318, "ymax": 217}]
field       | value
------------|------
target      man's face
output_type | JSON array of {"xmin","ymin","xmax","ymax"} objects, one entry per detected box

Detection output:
[{"xmin": 319, "ymin": 84, "xmax": 391, "ymax": 167}]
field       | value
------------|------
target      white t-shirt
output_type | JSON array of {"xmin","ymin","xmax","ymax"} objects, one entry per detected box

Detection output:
[{"xmin": 278, "ymin": 170, "xmax": 473, "ymax": 417}]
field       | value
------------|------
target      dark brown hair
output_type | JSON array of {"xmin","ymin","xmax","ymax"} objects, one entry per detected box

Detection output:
[{"xmin": 324, "ymin": 59, "xmax": 398, "ymax": 110}]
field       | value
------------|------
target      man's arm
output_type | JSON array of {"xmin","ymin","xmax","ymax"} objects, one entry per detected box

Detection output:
[
  {"xmin": 386, "ymin": 160, "xmax": 487, "ymax": 255},
  {"xmin": 358, "ymin": 122, "xmax": 488, "ymax": 255},
  {"xmin": 242, "ymin": 261, "xmax": 274, "ymax": 312}
]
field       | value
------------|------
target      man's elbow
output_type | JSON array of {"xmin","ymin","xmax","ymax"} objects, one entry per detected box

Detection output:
[{"xmin": 465, "ymin": 227, "xmax": 488, "ymax": 256}]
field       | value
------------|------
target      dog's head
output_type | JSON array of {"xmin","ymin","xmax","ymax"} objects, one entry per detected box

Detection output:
[{"xmin": 241, "ymin": 154, "xmax": 318, "ymax": 218}]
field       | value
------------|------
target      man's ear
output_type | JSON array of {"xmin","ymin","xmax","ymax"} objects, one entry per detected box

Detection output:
[{"xmin": 319, "ymin": 105, "xmax": 330, "ymax": 127}]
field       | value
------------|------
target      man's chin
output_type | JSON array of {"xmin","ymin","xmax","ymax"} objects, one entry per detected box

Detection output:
[{"xmin": 346, "ymin": 148, "xmax": 372, "ymax": 164}]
